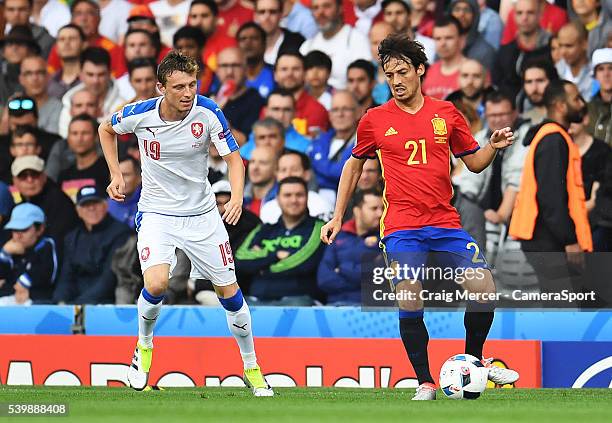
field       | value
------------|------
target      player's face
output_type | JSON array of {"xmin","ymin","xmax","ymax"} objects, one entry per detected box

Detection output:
[
  {"xmin": 67, "ymin": 120, "xmax": 97, "ymax": 155},
  {"xmin": 77, "ymin": 200, "xmax": 108, "ymax": 228},
  {"xmin": 189, "ymin": 4, "xmax": 216, "ymax": 35},
  {"xmin": 432, "ymin": 24, "xmax": 463, "ymax": 60},
  {"xmin": 383, "ymin": 3, "xmax": 410, "ymax": 33},
  {"xmin": 278, "ymin": 183, "xmax": 308, "ymax": 219},
  {"xmin": 357, "ymin": 159, "xmax": 381, "ymax": 190},
  {"xmin": 595, "ymin": 63, "xmax": 612, "ymax": 92},
  {"xmin": 125, "ymin": 33, "xmax": 156, "ymax": 62},
  {"xmin": 159, "ymin": 71, "xmax": 197, "ymax": 113},
  {"xmin": 523, "ymin": 68, "xmax": 549, "ymax": 106},
  {"xmin": 130, "ymin": 66, "xmax": 158, "ymax": 100},
  {"xmin": 485, "ymin": 99, "xmax": 517, "ymax": 131},
  {"xmin": 274, "ymin": 56, "xmax": 305, "ymax": 92},
  {"xmin": 458, "ymin": 61, "xmax": 485, "ymax": 98},
  {"xmin": 80, "ymin": 62, "xmax": 110, "ymax": 97},
  {"xmin": 347, "ymin": 68, "xmax": 374, "ymax": 104},
  {"xmin": 266, "ymin": 94, "xmax": 295, "ymax": 127},
  {"xmin": 255, "ymin": 0, "xmax": 282, "ymax": 34},
  {"xmin": 71, "ymin": 90, "xmax": 100, "ymax": 118},
  {"xmin": 277, "ymin": 154, "xmax": 308, "ymax": 182},
  {"xmin": 354, "ymin": 194, "xmax": 384, "ymax": 232},
  {"xmin": 57, "ymin": 27, "xmax": 84, "ymax": 60},
  {"xmin": 383, "ymin": 57, "xmax": 424, "ymax": 103},
  {"xmin": 254, "ymin": 126, "xmax": 284, "ymax": 154}
]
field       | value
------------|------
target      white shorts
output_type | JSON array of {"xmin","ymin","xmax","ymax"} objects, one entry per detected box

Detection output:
[{"xmin": 135, "ymin": 210, "xmax": 236, "ymax": 286}]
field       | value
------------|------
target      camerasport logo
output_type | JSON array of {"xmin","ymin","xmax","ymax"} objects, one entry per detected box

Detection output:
[{"xmin": 140, "ymin": 247, "xmax": 150, "ymax": 262}]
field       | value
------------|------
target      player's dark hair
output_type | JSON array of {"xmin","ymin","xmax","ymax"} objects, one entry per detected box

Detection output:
[
  {"xmin": 353, "ymin": 187, "xmax": 383, "ymax": 208},
  {"xmin": 127, "ymin": 57, "xmax": 158, "ymax": 77},
  {"xmin": 157, "ymin": 50, "xmax": 200, "ymax": 86},
  {"xmin": 381, "ymin": 0, "xmax": 411, "ymax": 14},
  {"xmin": 58, "ymin": 23, "xmax": 86, "ymax": 42},
  {"xmin": 70, "ymin": 0, "xmax": 99, "ymax": 15},
  {"xmin": 433, "ymin": 15, "xmax": 462, "ymax": 35},
  {"xmin": 70, "ymin": 113, "xmax": 99, "ymax": 134},
  {"xmin": 378, "ymin": 33, "xmax": 428, "ymax": 72},
  {"xmin": 280, "ymin": 149, "xmax": 311, "ymax": 171},
  {"xmin": 237, "ymin": 22, "xmax": 267, "ymax": 44},
  {"xmin": 520, "ymin": 56, "xmax": 559, "ymax": 82},
  {"xmin": 304, "ymin": 50, "xmax": 332, "ymax": 72},
  {"xmin": 278, "ymin": 176, "xmax": 308, "ymax": 194},
  {"xmin": 173, "ymin": 25, "xmax": 207, "ymax": 50},
  {"xmin": 119, "ymin": 154, "xmax": 142, "ymax": 173},
  {"xmin": 348, "ymin": 59, "xmax": 376, "ymax": 82},
  {"xmin": 543, "ymin": 79, "xmax": 573, "ymax": 110},
  {"xmin": 11, "ymin": 125, "xmax": 39, "ymax": 144},
  {"xmin": 190, "ymin": 0, "xmax": 218, "ymax": 16},
  {"xmin": 274, "ymin": 51, "xmax": 305, "ymax": 72},
  {"xmin": 267, "ymin": 87, "xmax": 296, "ymax": 105},
  {"xmin": 484, "ymin": 90, "xmax": 516, "ymax": 111},
  {"xmin": 80, "ymin": 47, "xmax": 111, "ymax": 69}
]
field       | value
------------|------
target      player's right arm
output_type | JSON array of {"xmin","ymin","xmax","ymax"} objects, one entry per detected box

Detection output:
[{"xmin": 99, "ymin": 118, "xmax": 126, "ymax": 202}]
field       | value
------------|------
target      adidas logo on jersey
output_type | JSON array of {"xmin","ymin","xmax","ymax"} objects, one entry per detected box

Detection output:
[{"xmin": 384, "ymin": 127, "xmax": 398, "ymax": 136}]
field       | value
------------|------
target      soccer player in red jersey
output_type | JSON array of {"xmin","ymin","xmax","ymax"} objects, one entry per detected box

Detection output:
[{"xmin": 320, "ymin": 34, "xmax": 520, "ymax": 400}]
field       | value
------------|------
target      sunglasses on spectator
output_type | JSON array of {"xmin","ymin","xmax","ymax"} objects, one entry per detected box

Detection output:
[
  {"xmin": 8, "ymin": 99, "xmax": 35, "ymax": 112},
  {"xmin": 16, "ymin": 170, "xmax": 42, "ymax": 180}
]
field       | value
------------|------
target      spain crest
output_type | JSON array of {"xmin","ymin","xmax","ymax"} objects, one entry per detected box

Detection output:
[
  {"xmin": 431, "ymin": 115, "xmax": 447, "ymax": 136},
  {"xmin": 191, "ymin": 122, "xmax": 204, "ymax": 139}
]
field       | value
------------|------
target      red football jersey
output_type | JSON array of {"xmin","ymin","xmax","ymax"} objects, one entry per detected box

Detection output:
[{"xmin": 352, "ymin": 96, "xmax": 479, "ymax": 237}]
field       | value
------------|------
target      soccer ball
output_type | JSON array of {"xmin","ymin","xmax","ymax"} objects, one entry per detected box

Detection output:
[{"xmin": 439, "ymin": 354, "xmax": 488, "ymax": 399}]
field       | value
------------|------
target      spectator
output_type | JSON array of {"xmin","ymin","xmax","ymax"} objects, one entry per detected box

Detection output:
[
  {"xmin": 0, "ymin": 181, "xmax": 15, "ymax": 227},
  {"xmin": 127, "ymin": 4, "xmax": 172, "ymax": 64},
  {"xmin": 255, "ymin": 0, "xmax": 304, "ymax": 66},
  {"xmin": 550, "ymin": 32, "xmax": 561, "ymax": 64},
  {"xmin": 97, "ymin": 0, "xmax": 130, "ymax": 44},
  {"xmin": 357, "ymin": 158, "xmax": 382, "ymax": 191},
  {"xmin": 126, "ymin": 58, "xmax": 159, "ymax": 104},
  {"xmin": 588, "ymin": 48, "xmax": 612, "ymax": 145},
  {"xmin": 46, "ymin": 0, "xmax": 126, "ymax": 78},
  {"xmin": 148, "ymin": 0, "xmax": 190, "ymax": 47},
  {"xmin": 260, "ymin": 149, "xmax": 334, "ymax": 224},
  {"xmin": 215, "ymin": 47, "xmax": 266, "ymax": 144},
  {"xmin": 381, "ymin": 0, "xmax": 435, "ymax": 62},
  {"xmin": 317, "ymin": 188, "xmax": 383, "ymax": 305},
  {"xmin": 53, "ymin": 185, "xmax": 130, "ymax": 304},
  {"xmin": 3, "ymin": 0, "xmax": 54, "ymax": 57},
  {"xmin": 409, "ymin": 0, "xmax": 434, "ymax": 37},
  {"xmin": 274, "ymin": 51, "xmax": 330, "ymax": 137},
  {"xmin": 250, "ymin": 118, "xmax": 286, "ymax": 155},
  {"xmin": 107, "ymin": 155, "xmax": 141, "ymax": 229},
  {"xmin": 569, "ymin": 0, "xmax": 612, "ymax": 56},
  {"xmin": 207, "ymin": 144, "xmax": 227, "ymax": 185},
  {"xmin": 344, "ymin": 0, "xmax": 384, "ymax": 37},
  {"xmin": 501, "ymin": 0, "xmax": 567, "ymax": 47},
  {"xmin": 45, "ymin": 89, "xmax": 102, "ymax": 181},
  {"xmin": 241, "ymin": 89, "xmax": 311, "ymax": 159},
  {"xmin": 8, "ymin": 126, "xmax": 42, "ymax": 171},
  {"xmin": 116, "ymin": 29, "xmax": 158, "ymax": 101},
  {"xmin": 0, "ymin": 26, "xmax": 41, "ymax": 107},
  {"xmin": 476, "ymin": 0, "xmax": 503, "ymax": 50},
  {"xmin": 10, "ymin": 155, "xmax": 79, "ymax": 249},
  {"xmin": 300, "ymin": 0, "xmax": 372, "ymax": 89},
  {"xmin": 519, "ymin": 57, "xmax": 559, "ymax": 125},
  {"xmin": 173, "ymin": 25, "xmax": 219, "ymax": 95},
  {"xmin": 446, "ymin": 59, "xmax": 488, "ymax": 120},
  {"xmin": 347, "ymin": 59, "xmax": 377, "ymax": 117},
  {"xmin": 216, "ymin": 0, "xmax": 254, "ymax": 39},
  {"xmin": 244, "ymin": 145, "xmax": 278, "ymax": 216},
  {"xmin": 18, "ymin": 55, "xmax": 62, "ymax": 134},
  {"xmin": 369, "ymin": 21, "xmax": 393, "ymax": 105},
  {"xmin": 57, "ymin": 114, "xmax": 109, "ymax": 200},
  {"xmin": 309, "ymin": 90, "xmax": 360, "ymax": 206},
  {"xmin": 492, "ymin": 0, "xmax": 551, "ymax": 100},
  {"xmin": 58, "ymin": 47, "xmax": 126, "ymax": 139},
  {"xmin": 448, "ymin": 0, "xmax": 495, "ymax": 70},
  {"xmin": 304, "ymin": 50, "xmax": 333, "ymax": 111},
  {"xmin": 188, "ymin": 0, "xmax": 236, "ymax": 72},
  {"xmin": 0, "ymin": 203, "xmax": 57, "ymax": 304},
  {"xmin": 237, "ymin": 22, "xmax": 275, "ymax": 98},
  {"xmin": 235, "ymin": 176, "xmax": 325, "ymax": 305},
  {"xmin": 422, "ymin": 16, "xmax": 465, "ymax": 100},
  {"xmin": 47, "ymin": 24, "xmax": 85, "ymax": 100},
  {"xmin": 281, "ymin": 0, "xmax": 318, "ymax": 40},
  {"xmin": 555, "ymin": 21, "xmax": 594, "ymax": 101},
  {"xmin": 30, "ymin": 0, "xmax": 71, "ymax": 38}
]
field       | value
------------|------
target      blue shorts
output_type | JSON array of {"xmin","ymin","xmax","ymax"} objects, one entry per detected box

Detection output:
[{"xmin": 381, "ymin": 227, "xmax": 488, "ymax": 284}]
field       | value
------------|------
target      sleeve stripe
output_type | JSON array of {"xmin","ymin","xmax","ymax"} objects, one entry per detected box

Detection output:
[
  {"xmin": 454, "ymin": 146, "xmax": 480, "ymax": 158},
  {"xmin": 352, "ymin": 153, "xmax": 377, "ymax": 160}
]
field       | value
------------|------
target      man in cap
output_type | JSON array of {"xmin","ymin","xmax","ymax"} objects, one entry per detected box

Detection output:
[
  {"xmin": 53, "ymin": 185, "xmax": 130, "ymax": 304},
  {"xmin": 588, "ymin": 48, "xmax": 612, "ymax": 146},
  {"xmin": 0, "ymin": 203, "xmax": 58, "ymax": 304}
]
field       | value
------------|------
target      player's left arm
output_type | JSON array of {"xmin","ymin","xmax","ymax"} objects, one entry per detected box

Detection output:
[
  {"xmin": 221, "ymin": 150, "xmax": 245, "ymax": 225},
  {"xmin": 461, "ymin": 127, "xmax": 515, "ymax": 174}
]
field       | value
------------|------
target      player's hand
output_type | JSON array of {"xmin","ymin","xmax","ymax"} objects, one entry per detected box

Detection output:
[
  {"xmin": 222, "ymin": 197, "xmax": 242, "ymax": 225},
  {"xmin": 107, "ymin": 173, "xmax": 126, "ymax": 202},
  {"xmin": 321, "ymin": 218, "xmax": 342, "ymax": 245},
  {"xmin": 489, "ymin": 127, "xmax": 515, "ymax": 150}
]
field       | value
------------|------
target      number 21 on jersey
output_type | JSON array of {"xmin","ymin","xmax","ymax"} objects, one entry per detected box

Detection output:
[{"xmin": 405, "ymin": 138, "xmax": 427, "ymax": 165}]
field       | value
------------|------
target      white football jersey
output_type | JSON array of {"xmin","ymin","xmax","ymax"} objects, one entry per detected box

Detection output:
[{"xmin": 111, "ymin": 95, "xmax": 238, "ymax": 216}]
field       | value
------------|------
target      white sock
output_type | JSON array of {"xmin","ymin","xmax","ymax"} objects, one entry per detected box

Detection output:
[
  {"xmin": 225, "ymin": 301, "xmax": 257, "ymax": 369},
  {"xmin": 137, "ymin": 291, "xmax": 163, "ymax": 349}
]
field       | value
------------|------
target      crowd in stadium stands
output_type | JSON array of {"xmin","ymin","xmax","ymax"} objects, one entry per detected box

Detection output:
[{"xmin": 0, "ymin": 0, "xmax": 611, "ymax": 306}]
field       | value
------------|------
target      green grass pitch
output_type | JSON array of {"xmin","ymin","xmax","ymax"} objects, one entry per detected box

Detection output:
[{"xmin": 1, "ymin": 387, "xmax": 611, "ymax": 423}]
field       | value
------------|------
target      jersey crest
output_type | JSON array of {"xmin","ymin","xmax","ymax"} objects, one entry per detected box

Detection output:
[{"xmin": 191, "ymin": 122, "xmax": 204, "ymax": 139}]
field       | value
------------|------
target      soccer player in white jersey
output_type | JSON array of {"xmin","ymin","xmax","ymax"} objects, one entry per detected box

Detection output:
[{"xmin": 98, "ymin": 51, "xmax": 273, "ymax": 396}]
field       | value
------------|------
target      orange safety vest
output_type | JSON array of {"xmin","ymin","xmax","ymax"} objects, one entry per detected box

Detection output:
[{"xmin": 509, "ymin": 122, "xmax": 593, "ymax": 251}]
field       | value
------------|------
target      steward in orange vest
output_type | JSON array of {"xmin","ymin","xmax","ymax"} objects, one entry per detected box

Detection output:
[{"xmin": 510, "ymin": 81, "xmax": 593, "ymax": 253}]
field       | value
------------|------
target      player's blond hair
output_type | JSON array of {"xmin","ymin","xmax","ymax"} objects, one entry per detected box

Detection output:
[{"xmin": 157, "ymin": 50, "xmax": 199, "ymax": 86}]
